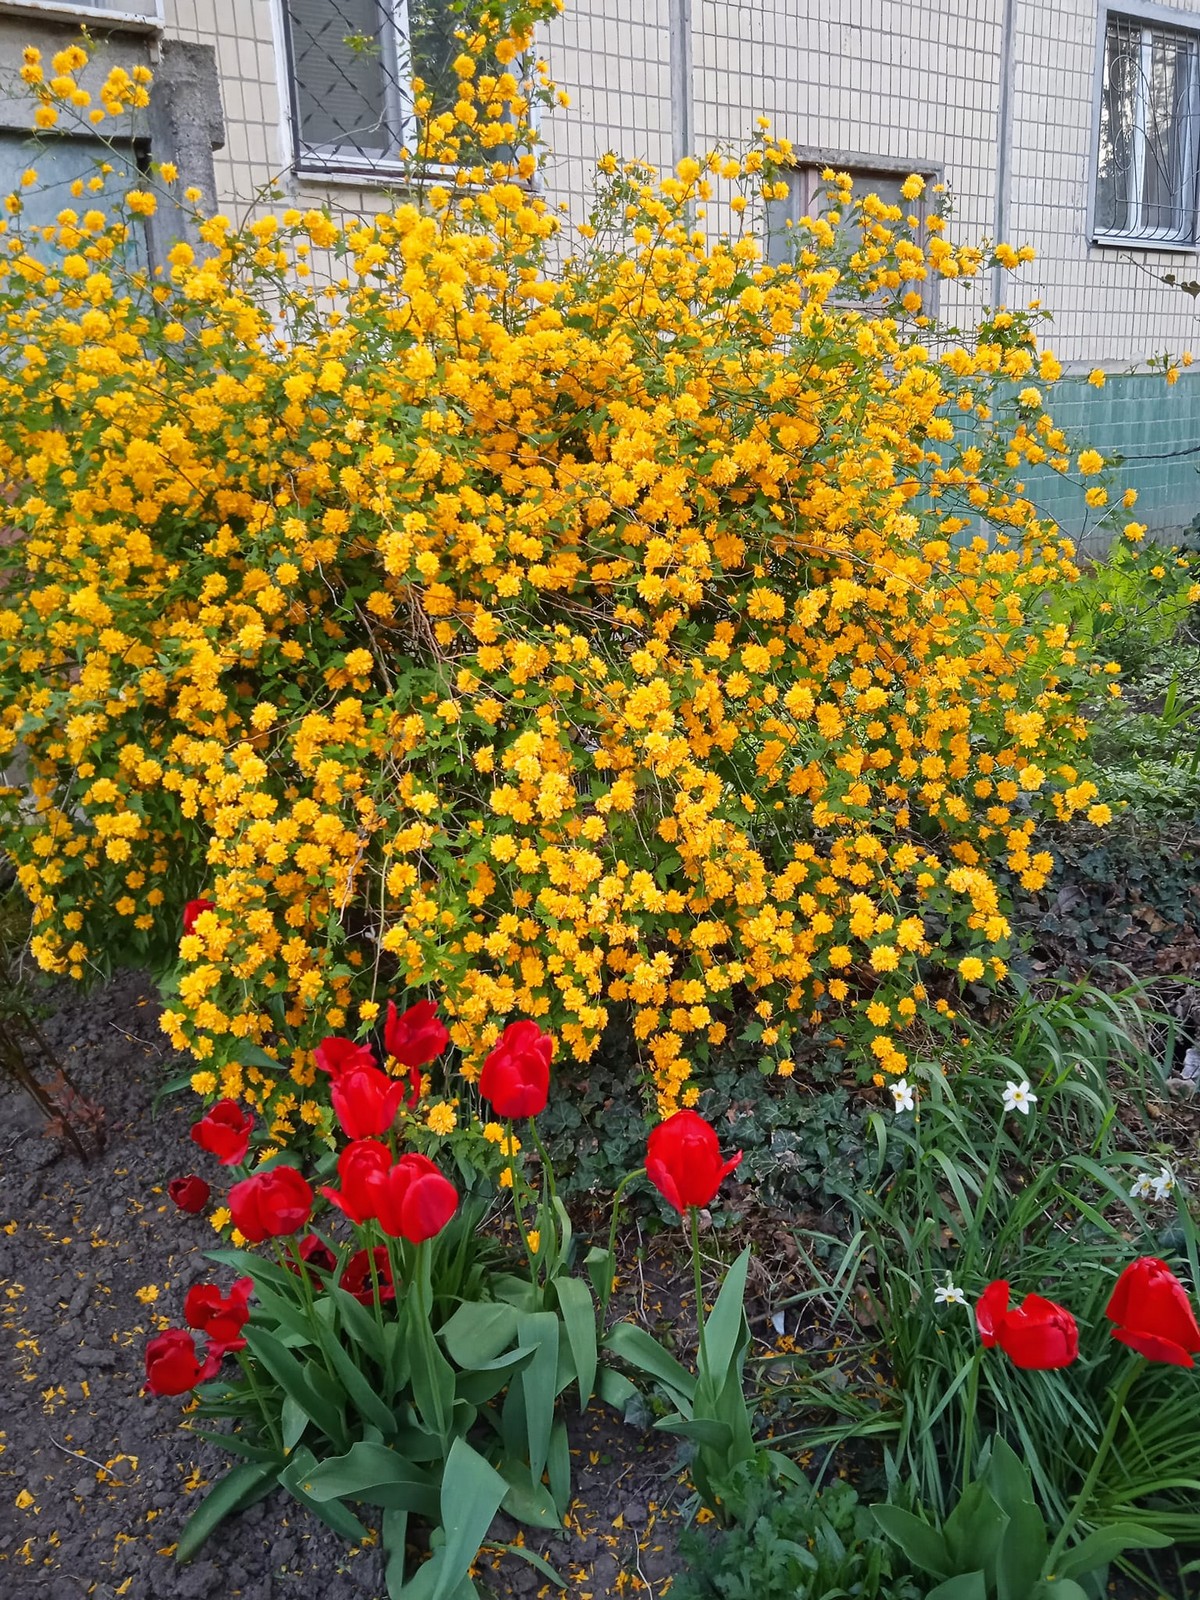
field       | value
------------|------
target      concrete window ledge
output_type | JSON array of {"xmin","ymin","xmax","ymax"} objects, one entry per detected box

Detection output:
[{"xmin": 0, "ymin": 0, "xmax": 162, "ymax": 36}]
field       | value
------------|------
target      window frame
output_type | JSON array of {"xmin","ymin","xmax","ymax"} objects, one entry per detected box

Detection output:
[
  {"xmin": 765, "ymin": 147, "xmax": 944, "ymax": 314},
  {"xmin": 0, "ymin": 0, "xmax": 162, "ymax": 29},
  {"xmin": 277, "ymin": 0, "xmax": 420, "ymax": 180},
  {"xmin": 1089, "ymin": 0, "xmax": 1200, "ymax": 251}
]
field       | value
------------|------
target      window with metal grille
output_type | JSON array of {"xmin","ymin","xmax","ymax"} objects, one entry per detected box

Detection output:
[
  {"xmin": 764, "ymin": 158, "xmax": 939, "ymax": 312},
  {"xmin": 1094, "ymin": 12, "xmax": 1200, "ymax": 246},
  {"xmin": 281, "ymin": 0, "xmax": 467, "ymax": 175}
]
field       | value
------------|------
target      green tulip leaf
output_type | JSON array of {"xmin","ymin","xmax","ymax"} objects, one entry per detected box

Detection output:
[
  {"xmin": 176, "ymin": 1462, "xmax": 278, "ymax": 1563},
  {"xmin": 439, "ymin": 1299, "xmax": 520, "ymax": 1367}
]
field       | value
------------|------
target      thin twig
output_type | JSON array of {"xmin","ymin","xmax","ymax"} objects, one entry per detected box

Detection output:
[{"xmin": 46, "ymin": 1436, "xmax": 129, "ymax": 1485}]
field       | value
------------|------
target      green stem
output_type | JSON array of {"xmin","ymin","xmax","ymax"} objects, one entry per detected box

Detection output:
[
  {"xmin": 505, "ymin": 1118, "xmax": 540, "ymax": 1288},
  {"xmin": 597, "ymin": 1168, "xmax": 640, "ymax": 1320},
  {"xmin": 1046, "ymin": 1357, "xmax": 1141, "ymax": 1572},
  {"xmin": 690, "ymin": 1207, "xmax": 710, "ymax": 1378},
  {"xmin": 529, "ymin": 1119, "xmax": 558, "ymax": 1217},
  {"xmin": 237, "ymin": 1348, "xmax": 284, "ymax": 1458},
  {"xmin": 960, "ymin": 1345, "xmax": 983, "ymax": 1495}
]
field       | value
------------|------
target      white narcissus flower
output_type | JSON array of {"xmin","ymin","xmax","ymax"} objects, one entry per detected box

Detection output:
[
  {"xmin": 891, "ymin": 1078, "xmax": 915, "ymax": 1114},
  {"xmin": 1152, "ymin": 1165, "xmax": 1177, "ymax": 1202},
  {"xmin": 1130, "ymin": 1172, "xmax": 1156, "ymax": 1201},
  {"xmin": 934, "ymin": 1281, "xmax": 966, "ymax": 1306},
  {"xmin": 1002, "ymin": 1079, "xmax": 1037, "ymax": 1116}
]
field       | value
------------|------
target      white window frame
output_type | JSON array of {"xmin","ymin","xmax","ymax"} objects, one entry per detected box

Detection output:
[
  {"xmin": 0, "ymin": 0, "xmax": 162, "ymax": 29},
  {"xmin": 1090, "ymin": 1, "xmax": 1200, "ymax": 250}
]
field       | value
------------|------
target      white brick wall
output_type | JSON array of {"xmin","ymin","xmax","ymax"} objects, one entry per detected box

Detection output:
[{"xmin": 155, "ymin": 0, "xmax": 1200, "ymax": 364}]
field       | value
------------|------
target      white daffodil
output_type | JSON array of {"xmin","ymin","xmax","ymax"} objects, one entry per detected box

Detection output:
[
  {"xmin": 1130, "ymin": 1172, "xmax": 1156, "ymax": 1201},
  {"xmin": 1002, "ymin": 1079, "xmax": 1037, "ymax": 1116},
  {"xmin": 1152, "ymin": 1165, "xmax": 1177, "ymax": 1202},
  {"xmin": 891, "ymin": 1078, "xmax": 915, "ymax": 1113},
  {"xmin": 934, "ymin": 1281, "xmax": 966, "ymax": 1306}
]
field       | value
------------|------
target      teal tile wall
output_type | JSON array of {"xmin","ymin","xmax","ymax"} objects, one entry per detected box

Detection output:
[{"xmin": 1025, "ymin": 373, "xmax": 1200, "ymax": 551}]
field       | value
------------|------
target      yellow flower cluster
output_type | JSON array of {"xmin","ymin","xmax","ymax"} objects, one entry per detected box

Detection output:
[{"xmin": 0, "ymin": 5, "xmax": 1117, "ymax": 1122}]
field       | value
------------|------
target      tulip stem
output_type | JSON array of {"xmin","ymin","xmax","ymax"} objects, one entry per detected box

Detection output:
[
  {"xmin": 237, "ymin": 1348, "xmax": 283, "ymax": 1459},
  {"xmin": 529, "ymin": 1119, "xmax": 558, "ymax": 1218},
  {"xmin": 690, "ymin": 1207, "xmax": 710, "ymax": 1377},
  {"xmin": 960, "ymin": 1345, "xmax": 983, "ymax": 1495},
  {"xmin": 505, "ymin": 1119, "xmax": 540, "ymax": 1288},
  {"xmin": 598, "ymin": 1169, "xmax": 641, "ymax": 1321},
  {"xmin": 1046, "ymin": 1356, "xmax": 1141, "ymax": 1572}
]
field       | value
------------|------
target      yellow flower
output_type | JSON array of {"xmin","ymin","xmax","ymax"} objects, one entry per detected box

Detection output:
[{"xmin": 958, "ymin": 957, "xmax": 985, "ymax": 982}]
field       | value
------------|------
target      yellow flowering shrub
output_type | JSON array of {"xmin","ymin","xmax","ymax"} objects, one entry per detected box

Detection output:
[{"xmin": 0, "ymin": 5, "xmax": 1118, "ymax": 1121}]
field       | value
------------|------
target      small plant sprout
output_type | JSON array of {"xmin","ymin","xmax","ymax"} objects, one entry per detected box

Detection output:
[{"xmin": 1001, "ymin": 1079, "xmax": 1037, "ymax": 1116}]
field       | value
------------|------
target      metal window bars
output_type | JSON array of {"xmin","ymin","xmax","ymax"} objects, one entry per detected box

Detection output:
[
  {"xmin": 281, "ymin": 0, "xmax": 473, "ymax": 175},
  {"xmin": 1095, "ymin": 12, "xmax": 1200, "ymax": 244}
]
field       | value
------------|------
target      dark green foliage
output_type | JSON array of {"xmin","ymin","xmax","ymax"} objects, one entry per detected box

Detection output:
[
  {"xmin": 670, "ymin": 1458, "xmax": 923, "ymax": 1600},
  {"xmin": 538, "ymin": 1013, "xmax": 870, "ymax": 1214}
]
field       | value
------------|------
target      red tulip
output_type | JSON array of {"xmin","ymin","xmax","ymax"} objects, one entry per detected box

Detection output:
[
  {"xmin": 291, "ymin": 1233, "xmax": 338, "ymax": 1286},
  {"xmin": 191, "ymin": 1099, "xmax": 254, "ymax": 1166},
  {"xmin": 314, "ymin": 1036, "xmax": 378, "ymax": 1078},
  {"xmin": 322, "ymin": 1144, "xmax": 456, "ymax": 1243},
  {"xmin": 645, "ymin": 1110, "xmax": 743, "ymax": 1213},
  {"xmin": 1106, "ymin": 1257, "xmax": 1200, "ymax": 1367},
  {"xmin": 384, "ymin": 998, "xmax": 448, "ymax": 1069},
  {"xmin": 339, "ymin": 1247, "xmax": 396, "ymax": 1305},
  {"xmin": 183, "ymin": 898, "xmax": 215, "ymax": 935},
  {"xmin": 167, "ymin": 1175, "xmax": 211, "ymax": 1214},
  {"xmin": 184, "ymin": 1277, "xmax": 253, "ymax": 1353},
  {"xmin": 330, "ymin": 1062, "xmax": 409, "ymax": 1140},
  {"xmin": 320, "ymin": 1139, "xmax": 392, "ymax": 1225},
  {"xmin": 480, "ymin": 1020, "xmax": 553, "ymax": 1119},
  {"xmin": 975, "ymin": 1279, "xmax": 1010, "ymax": 1347},
  {"xmin": 975, "ymin": 1280, "xmax": 1078, "ymax": 1369},
  {"xmin": 228, "ymin": 1165, "xmax": 313, "ymax": 1243},
  {"xmin": 144, "ymin": 1328, "xmax": 220, "ymax": 1395}
]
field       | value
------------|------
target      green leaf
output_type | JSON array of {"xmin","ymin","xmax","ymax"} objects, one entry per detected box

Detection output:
[
  {"xmin": 653, "ymin": 1413, "xmax": 733, "ymax": 1451},
  {"xmin": 439, "ymin": 1299, "xmax": 520, "ymax": 1367},
  {"xmin": 300, "ymin": 1440, "xmax": 438, "ymax": 1517},
  {"xmin": 243, "ymin": 1327, "xmax": 346, "ymax": 1446},
  {"xmin": 281, "ymin": 1393, "xmax": 308, "ymax": 1453},
  {"xmin": 320, "ymin": 1323, "xmax": 397, "ymax": 1435},
  {"xmin": 547, "ymin": 1416, "xmax": 570, "ymax": 1517},
  {"xmin": 278, "ymin": 1447, "xmax": 370, "ymax": 1543},
  {"xmin": 408, "ymin": 1301, "xmax": 457, "ymax": 1447},
  {"xmin": 602, "ymin": 1323, "xmax": 696, "ymax": 1407},
  {"xmin": 596, "ymin": 1366, "xmax": 638, "ymax": 1412},
  {"xmin": 453, "ymin": 1344, "xmax": 536, "ymax": 1407},
  {"xmin": 697, "ymin": 1245, "xmax": 752, "ymax": 1394},
  {"xmin": 517, "ymin": 1310, "xmax": 560, "ymax": 1483},
  {"xmin": 485, "ymin": 1541, "xmax": 566, "ymax": 1588},
  {"xmin": 871, "ymin": 1503, "xmax": 951, "ymax": 1578},
  {"xmin": 176, "ymin": 1463, "xmax": 278, "ymax": 1563},
  {"xmin": 1052, "ymin": 1520, "xmax": 1173, "ymax": 1582},
  {"xmin": 402, "ymin": 1438, "xmax": 508, "ymax": 1600},
  {"xmin": 926, "ymin": 1575, "xmax": 988, "ymax": 1600},
  {"xmin": 584, "ymin": 1245, "xmax": 612, "ymax": 1307},
  {"xmin": 328, "ymin": 1283, "xmax": 388, "ymax": 1366},
  {"xmin": 499, "ymin": 1471, "xmax": 562, "ymax": 1530},
  {"xmin": 943, "ymin": 1482, "xmax": 1008, "ymax": 1578},
  {"xmin": 553, "ymin": 1275, "xmax": 597, "ymax": 1412}
]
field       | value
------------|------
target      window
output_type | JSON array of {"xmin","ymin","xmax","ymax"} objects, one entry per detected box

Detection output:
[
  {"xmin": 1094, "ymin": 11, "xmax": 1200, "ymax": 246},
  {"xmin": 281, "ymin": 0, "xmax": 471, "ymax": 174},
  {"xmin": 764, "ymin": 156, "xmax": 939, "ymax": 309},
  {"xmin": 2, "ymin": 0, "xmax": 162, "ymax": 23}
]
